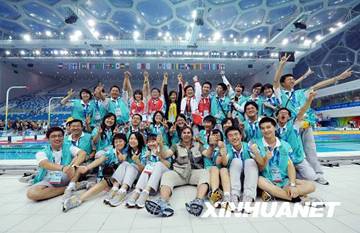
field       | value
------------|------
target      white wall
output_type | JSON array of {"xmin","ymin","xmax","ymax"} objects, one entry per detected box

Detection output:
[
  {"xmin": 0, "ymin": 62, "xmax": 58, "ymax": 103},
  {"xmin": 317, "ymin": 106, "xmax": 360, "ymax": 118},
  {"xmin": 316, "ymin": 79, "xmax": 360, "ymax": 98}
]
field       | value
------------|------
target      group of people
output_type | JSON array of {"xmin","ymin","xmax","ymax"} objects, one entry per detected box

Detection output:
[
  {"xmin": 26, "ymin": 55, "xmax": 353, "ymax": 217},
  {"xmin": 0, "ymin": 120, "xmax": 48, "ymax": 135}
]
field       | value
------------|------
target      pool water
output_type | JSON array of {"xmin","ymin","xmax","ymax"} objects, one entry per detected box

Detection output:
[{"xmin": 316, "ymin": 141, "xmax": 360, "ymax": 152}]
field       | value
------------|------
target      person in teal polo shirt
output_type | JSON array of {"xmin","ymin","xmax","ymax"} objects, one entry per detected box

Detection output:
[
  {"xmin": 251, "ymin": 117, "xmax": 315, "ymax": 202},
  {"xmin": 262, "ymin": 83, "xmax": 282, "ymax": 117},
  {"xmin": 243, "ymin": 101, "xmax": 263, "ymax": 142},
  {"xmin": 273, "ymin": 54, "xmax": 352, "ymax": 185},
  {"xmin": 66, "ymin": 119, "xmax": 94, "ymax": 159},
  {"xmin": 27, "ymin": 127, "xmax": 86, "ymax": 201},
  {"xmin": 147, "ymin": 111, "xmax": 170, "ymax": 146},
  {"xmin": 61, "ymin": 88, "xmax": 94, "ymax": 131},
  {"xmin": 91, "ymin": 83, "xmax": 108, "ymax": 128},
  {"xmin": 125, "ymin": 134, "xmax": 173, "ymax": 208},
  {"xmin": 202, "ymin": 129, "xmax": 230, "ymax": 208},
  {"xmin": 276, "ymin": 90, "xmax": 323, "ymax": 184},
  {"xmin": 198, "ymin": 115, "xmax": 216, "ymax": 147},
  {"xmin": 108, "ymin": 132, "xmax": 147, "ymax": 207},
  {"xmin": 106, "ymin": 85, "xmax": 130, "ymax": 125},
  {"xmin": 210, "ymin": 83, "xmax": 232, "ymax": 125},
  {"xmin": 62, "ymin": 133, "xmax": 128, "ymax": 212},
  {"xmin": 225, "ymin": 126, "xmax": 258, "ymax": 212},
  {"xmin": 92, "ymin": 113, "xmax": 118, "ymax": 157}
]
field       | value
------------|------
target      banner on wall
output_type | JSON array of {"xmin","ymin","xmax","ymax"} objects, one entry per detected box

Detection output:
[
  {"xmin": 58, "ymin": 63, "xmax": 130, "ymax": 70},
  {"xmin": 157, "ymin": 63, "xmax": 225, "ymax": 71}
]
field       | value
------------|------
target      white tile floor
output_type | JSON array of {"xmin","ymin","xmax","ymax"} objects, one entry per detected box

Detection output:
[{"xmin": 0, "ymin": 165, "xmax": 360, "ymax": 233}]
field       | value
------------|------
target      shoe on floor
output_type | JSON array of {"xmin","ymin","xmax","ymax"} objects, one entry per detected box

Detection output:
[{"xmin": 145, "ymin": 198, "xmax": 174, "ymax": 217}]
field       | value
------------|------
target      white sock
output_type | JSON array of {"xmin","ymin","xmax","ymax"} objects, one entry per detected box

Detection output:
[
  {"xmin": 143, "ymin": 189, "xmax": 149, "ymax": 194},
  {"xmin": 134, "ymin": 189, "xmax": 141, "ymax": 194},
  {"xmin": 111, "ymin": 186, "xmax": 119, "ymax": 192},
  {"xmin": 118, "ymin": 188, "xmax": 127, "ymax": 194}
]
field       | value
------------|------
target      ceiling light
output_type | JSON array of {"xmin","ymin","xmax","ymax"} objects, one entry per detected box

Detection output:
[
  {"xmin": 87, "ymin": 19, "xmax": 96, "ymax": 27},
  {"xmin": 45, "ymin": 30, "xmax": 52, "ymax": 37},
  {"xmin": 113, "ymin": 50, "xmax": 120, "ymax": 56},
  {"xmin": 243, "ymin": 37, "xmax": 249, "ymax": 43},
  {"xmin": 213, "ymin": 31, "xmax": 221, "ymax": 41},
  {"xmin": 5, "ymin": 50, "xmax": 10, "ymax": 55},
  {"xmin": 261, "ymin": 38, "xmax": 267, "ymax": 43},
  {"xmin": 74, "ymin": 30, "xmax": 82, "ymax": 37},
  {"xmin": 244, "ymin": 52, "xmax": 248, "ymax": 57},
  {"xmin": 336, "ymin": 22, "xmax": 344, "ymax": 28},
  {"xmin": 81, "ymin": 50, "xmax": 86, "ymax": 55},
  {"xmin": 282, "ymin": 38, "xmax": 289, "ymax": 45},
  {"xmin": 304, "ymin": 39, "xmax": 312, "ymax": 46},
  {"xmin": 315, "ymin": 34, "xmax": 322, "ymax": 41},
  {"xmin": 329, "ymin": 27, "xmax": 336, "ymax": 33},
  {"xmin": 22, "ymin": 34, "xmax": 31, "ymax": 41},
  {"xmin": 93, "ymin": 31, "xmax": 100, "ymax": 38},
  {"xmin": 20, "ymin": 50, "xmax": 26, "ymax": 55},
  {"xmin": 158, "ymin": 32, "xmax": 163, "ymax": 37},
  {"xmin": 53, "ymin": 50, "xmax": 59, "ymax": 55},
  {"xmin": 34, "ymin": 50, "xmax": 40, "ymax": 55},
  {"xmin": 192, "ymin": 10, "xmax": 197, "ymax": 19},
  {"xmin": 109, "ymin": 35, "xmax": 114, "ymax": 40},
  {"xmin": 133, "ymin": 31, "xmax": 140, "ymax": 40}
]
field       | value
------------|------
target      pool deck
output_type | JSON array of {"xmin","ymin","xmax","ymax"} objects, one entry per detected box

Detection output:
[{"xmin": 0, "ymin": 165, "xmax": 360, "ymax": 233}]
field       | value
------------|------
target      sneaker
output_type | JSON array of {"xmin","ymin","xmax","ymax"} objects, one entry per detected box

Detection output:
[
  {"xmin": 103, "ymin": 189, "xmax": 117, "ymax": 205},
  {"xmin": 109, "ymin": 191, "xmax": 127, "ymax": 207},
  {"xmin": 145, "ymin": 198, "xmax": 174, "ymax": 217},
  {"xmin": 19, "ymin": 173, "xmax": 35, "ymax": 184},
  {"xmin": 221, "ymin": 193, "xmax": 231, "ymax": 210},
  {"xmin": 125, "ymin": 191, "xmax": 139, "ymax": 208},
  {"xmin": 63, "ymin": 187, "xmax": 74, "ymax": 201},
  {"xmin": 185, "ymin": 198, "xmax": 205, "ymax": 217},
  {"xmin": 209, "ymin": 189, "xmax": 223, "ymax": 207},
  {"xmin": 76, "ymin": 181, "xmax": 88, "ymax": 191},
  {"xmin": 301, "ymin": 196, "xmax": 326, "ymax": 208},
  {"xmin": 62, "ymin": 195, "xmax": 81, "ymax": 212},
  {"xmin": 241, "ymin": 195, "xmax": 254, "ymax": 214},
  {"xmin": 315, "ymin": 177, "xmax": 329, "ymax": 185},
  {"xmin": 261, "ymin": 191, "xmax": 274, "ymax": 202},
  {"xmin": 229, "ymin": 194, "xmax": 239, "ymax": 212},
  {"xmin": 136, "ymin": 191, "xmax": 149, "ymax": 208}
]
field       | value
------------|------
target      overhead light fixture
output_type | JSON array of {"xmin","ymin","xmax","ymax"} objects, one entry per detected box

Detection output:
[
  {"xmin": 336, "ymin": 22, "xmax": 344, "ymax": 28},
  {"xmin": 53, "ymin": 50, "xmax": 59, "ymax": 55},
  {"xmin": 243, "ymin": 37, "xmax": 249, "ymax": 43},
  {"xmin": 282, "ymin": 38, "xmax": 289, "ymax": 45},
  {"xmin": 45, "ymin": 30, "xmax": 52, "ymax": 37},
  {"xmin": 22, "ymin": 34, "xmax": 31, "ymax": 41},
  {"xmin": 93, "ymin": 30, "xmax": 100, "ymax": 38},
  {"xmin": 213, "ymin": 32, "xmax": 221, "ymax": 41},
  {"xmin": 315, "ymin": 34, "xmax": 322, "ymax": 41},
  {"xmin": 303, "ymin": 39, "xmax": 312, "ymax": 46},
  {"xmin": 133, "ymin": 31, "xmax": 140, "ymax": 40},
  {"xmin": 192, "ymin": 10, "xmax": 197, "ymax": 19},
  {"xmin": 5, "ymin": 50, "xmax": 11, "ymax": 55},
  {"xmin": 261, "ymin": 38, "xmax": 267, "ymax": 44},
  {"xmin": 329, "ymin": 27, "xmax": 336, "ymax": 33},
  {"xmin": 87, "ymin": 19, "xmax": 96, "ymax": 27},
  {"xmin": 81, "ymin": 50, "xmax": 86, "ymax": 55},
  {"xmin": 20, "ymin": 50, "xmax": 26, "ymax": 55},
  {"xmin": 158, "ymin": 32, "xmax": 163, "ymax": 37},
  {"xmin": 34, "ymin": 50, "xmax": 40, "ymax": 55},
  {"xmin": 113, "ymin": 50, "xmax": 120, "ymax": 56}
]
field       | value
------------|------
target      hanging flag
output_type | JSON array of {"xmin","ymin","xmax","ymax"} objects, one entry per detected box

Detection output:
[{"xmin": 146, "ymin": 63, "xmax": 150, "ymax": 69}]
